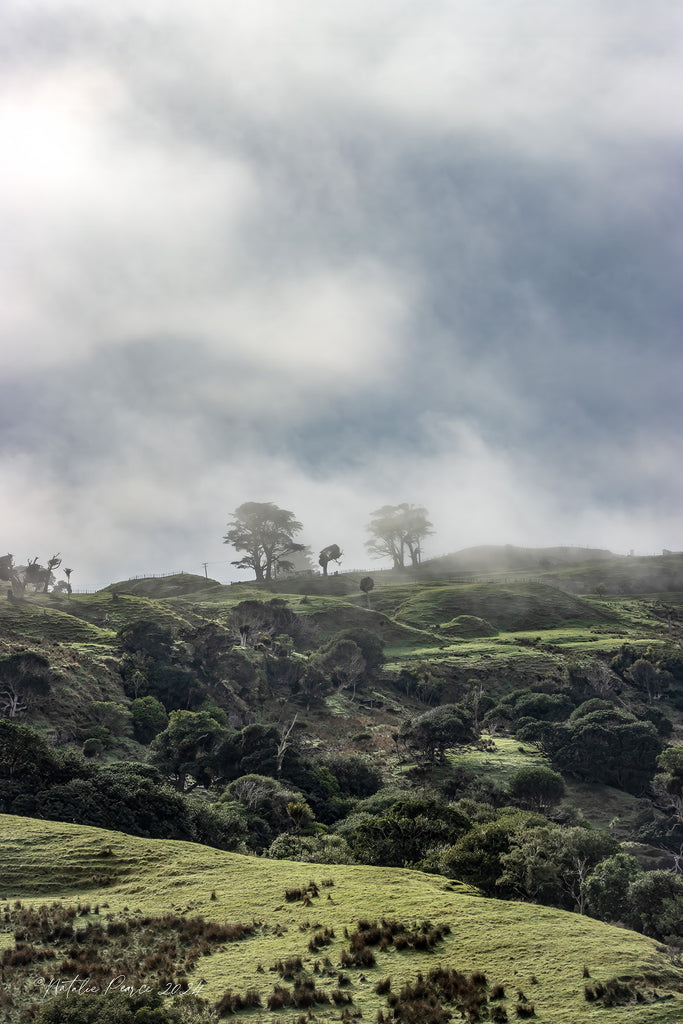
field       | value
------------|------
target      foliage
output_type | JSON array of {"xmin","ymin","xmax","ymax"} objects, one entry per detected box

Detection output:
[
  {"xmin": 365, "ymin": 503, "xmax": 433, "ymax": 569},
  {"xmin": 400, "ymin": 704, "xmax": 475, "ymax": 764},
  {"xmin": 84, "ymin": 700, "xmax": 131, "ymax": 738},
  {"xmin": 323, "ymin": 753, "xmax": 382, "ymax": 798},
  {"xmin": 518, "ymin": 703, "xmax": 662, "ymax": 794},
  {"xmin": 118, "ymin": 619, "xmax": 176, "ymax": 661},
  {"xmin": 507, "ymin": 766, "xmax": 566, "ymax": 813},
  {"xmin": 131, "ymin": 695, "xmax": 169, "ymax": 743},
  {"xmin": 626, "ymin": 870, "xmax": 683, "ymax": 943},
  {"xmin": 583, "ymin": 853, "xmax": 643, "ymax": 923},
  {"xmin": 319, "ymin": 543, "xmax": 343, "ymax": 575},
  {"xmin": 498, "ymin": 824, "xmax": 619, "ymax": 912},
  {"xmin": 223, "ymin": 772, "xmax": 314, "ymax": 848},
  {"xmin": 32, "ymin": 991, "xmax": 217, "ymax": 1024},
  {"xmin": 266, "ymin": 832, "xmax": 353, "ymax": 863},
  {"xmin": 223, "ymin": 501, "xmax": 304, "ymax": 582},
  {"xmin": 313, "ymin": 637, "xmax": 366, "ymax": 695},
  {"xmin": 0, "ymin": 650, "xmax": 54, "ymax": 718},
  {"xmin": 149, "ymin": 709, "xmax": 228, "ymax": 791},
  {"xmin": 439, "ymin": 810, "xmax": 547, "ymax": 896},
  {"xmin": 344, "ymin": 798, "xmax": 471, "ymax": 867}
]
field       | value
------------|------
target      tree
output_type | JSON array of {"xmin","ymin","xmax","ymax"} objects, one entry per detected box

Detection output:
[
  {"xmin": 23, "ymin": 557, "xmax": 44, "ymax": 592},
  {"xmin": 318, "ymin": 543, "xmax": 342, "ymax": 576},
  {"xmin": 0, "ymin": 651, "xmax": 53, "ymax": 719},
  {"xmin": 365, "ymin": 503, "xmax": 433, "ymax": 569},
  {"xmin": 498, "ymin": 825, "xmax": 618, "ymax": 912},
  {"xmin": 653, "ymin": 746, "xmax": 683, "ymax": 827},
  {"xmin": 224, "ymin": 502, "xmax": 304, "ymax": 582},
  {"xmin": 314, "ymin": 638, "xmax": 366, "ymax": 697},
  {"xmin": 0, "ymin": 554, "xmax": 25, "ymax": 598},
  {"xmin": 400, "ymin": 704, "xmax": 474, "ymax": 764},
  {"xmin": 149, "ymin": 709, "xmax": 226, "ymax": 791},
  {"xmin": 347, "ymin": 799, "xmax": 470, "ymax": 867},
  {"xmin": 64, "ymin": 567, "xmax": 73, "ymax": 595},
  {"xmin": 508, "ymin": 765, "xmax": 566, "ymax": 813},
  {"xmin": 360, "ymin": 576, "xmax": 374, "ymax": 607},
  {"xmin": 626, "ymin": 870, "xmax": 683, "ymax": 940},
  {"xmin": 43, "ymin": 553, "xmax": 62, "ymax": 593},
  {"xmin": 628, "ymin": 657, "xmax": 669, "ymax": 704},
  {"xmin": 584, "ymin": 853, "xmax": 643, "ymax": 923},
  {"xmin": 530, "ymin": 703, "xmax": 663, "ymax": 794},
  {"xmin": 276, "ymin": 713, "xmax": 298, "ymax": 775}
]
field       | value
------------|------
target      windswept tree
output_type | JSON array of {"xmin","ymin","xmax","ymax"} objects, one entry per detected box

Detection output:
[
  {"xmin": 318, "ymin": 543, "xmax": 342, "ymax": 576},
  {"xmin": 43, "ymin": 553, "xmax": 62, "ymax": 593},
  {"xmin": 224, "ymin": 502, "xmax": 304, "ymax": 582},
  {"xmin": 365, "ymin": 503, "xmax": 433, "ymax": 569}
]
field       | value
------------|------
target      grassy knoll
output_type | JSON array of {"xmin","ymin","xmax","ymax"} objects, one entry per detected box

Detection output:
[
  {"xmin": 1, "ymin": 815, "xmax": 682, "ymax": 1022},
  {"xmin": 0, "ymin": 600, "xmax": 113, "ymax": 645},
  {"xmin": 394, "ymin": 582, "xmax": 616, "ymax": 633}
]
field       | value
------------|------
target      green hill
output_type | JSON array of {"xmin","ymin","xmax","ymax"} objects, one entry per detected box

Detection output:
[
  {"xmin": 1, "ymin": 815, "xmax": 682, "ymax": 1023},
  {"xmin": 423, "ymin": 544, "xmax": 618, "ymax": 575},
  {"xmin": 394, "ymin": 581, "xmax": 615, "ymax": 632}
]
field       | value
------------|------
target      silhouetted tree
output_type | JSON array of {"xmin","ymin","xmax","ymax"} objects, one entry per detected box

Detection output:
[
  {"xmin": 365, "ymin": 503, "xmax": 433, "ymax": 569},
  {"xmin": 318, "ymin": 543, "xmax": 343, "ymax": 575},
  {"xmin": 224, "ymin": 502, "xmax": 304, "ymax": 582},
  {"xmin": 360, "ymin": 576, "xmax": 374, "ymax": 607},
  {"xmin": 43, "ymin": 553, "xmax": 62, "ymax": 593}
]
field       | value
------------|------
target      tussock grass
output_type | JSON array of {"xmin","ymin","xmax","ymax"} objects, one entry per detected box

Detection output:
[{"xmin": 1, "ymin": 814, "xmax": 682, "ymax": 1022}]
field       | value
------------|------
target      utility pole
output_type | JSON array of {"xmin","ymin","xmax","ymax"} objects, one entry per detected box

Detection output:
[{"xmin": 202, "ymin": 562, "xmax": 209, "ymax": 579}]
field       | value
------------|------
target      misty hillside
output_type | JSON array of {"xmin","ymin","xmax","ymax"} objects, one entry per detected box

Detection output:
[{"xmin": 1, "ymin": 553, "xmax": 682, "ymax": 1022}]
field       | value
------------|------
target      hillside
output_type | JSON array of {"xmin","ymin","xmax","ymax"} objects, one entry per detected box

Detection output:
[
  {"xmin": 1, "ymin": 814, "xmax": 682, "ymax": 1023},
  {"xmin": 421, "ymin": 546, "xmax": 683, "ymax": 597},
  {"xmin": 1, "ymin": 555, "xmax": 682, "ymax": 1023}
]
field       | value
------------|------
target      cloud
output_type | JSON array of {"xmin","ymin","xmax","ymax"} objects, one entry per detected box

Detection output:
[{"xmin": 1, "ymin": 1, "xmax": 680, "ymax": 586}]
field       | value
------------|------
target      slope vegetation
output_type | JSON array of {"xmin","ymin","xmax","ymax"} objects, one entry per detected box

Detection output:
[
  {"xmin": 1, "ymin": 815, "xmax": 682, "ymax": 1023},
  {"xmin": 395, "ymin": 581, "xmax": 614, "ymax": 632}
]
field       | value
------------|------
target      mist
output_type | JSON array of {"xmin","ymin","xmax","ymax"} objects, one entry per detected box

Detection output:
[{"xmin": 2, "ymin": 1, "xmax": 681, "ymax": 588}]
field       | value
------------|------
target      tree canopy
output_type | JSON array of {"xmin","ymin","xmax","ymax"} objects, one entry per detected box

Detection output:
[
  {"xmin": 365, "ymin": 503, "xmax": 433, "ymax": 569},
  {"xmin": 318, "ymin": 543, "xmax": 342, "ymax": 575},
  {"xmin": 224, "ymin": 502, "xmax": 304, "ymax": 582}
]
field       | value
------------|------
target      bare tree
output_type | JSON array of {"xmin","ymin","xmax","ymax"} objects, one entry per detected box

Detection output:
[{"xmin": 276, "ymin": 713, "xmax": 298, "ymax": 775}]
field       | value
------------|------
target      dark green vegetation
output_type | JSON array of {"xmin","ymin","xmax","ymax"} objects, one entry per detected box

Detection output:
[{"xmin": 1, "ymin": 546, "xmax": 683, "ymax": 1020}]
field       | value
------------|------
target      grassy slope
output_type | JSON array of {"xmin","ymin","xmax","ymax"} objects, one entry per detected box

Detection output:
[
  {"xmin": 2, "ymin": 570, "xmax": 679, "ymax": 745},
  {"xmin": 394, "ymin": 582, "xmax": 616, "ymax": 632},
  {"xmin": 1, "ymin": 815, "xmax": 682, "ymax": 1023}
]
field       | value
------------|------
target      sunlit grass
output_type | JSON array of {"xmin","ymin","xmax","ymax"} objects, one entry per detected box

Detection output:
[{"xmin": 1, "ymin": 815, "xmax": 682, "ymax": 1022}]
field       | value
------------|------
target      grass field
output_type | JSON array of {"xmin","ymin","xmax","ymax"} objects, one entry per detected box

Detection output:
[{"xmin": 1, "ymin": 815, "xmax": 682, "ymax": 1023}]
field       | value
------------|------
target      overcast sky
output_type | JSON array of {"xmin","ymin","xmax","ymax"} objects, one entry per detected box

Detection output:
[{"xmin": 2, "ymin": 1, "xmax": 681, "ymax": 588}]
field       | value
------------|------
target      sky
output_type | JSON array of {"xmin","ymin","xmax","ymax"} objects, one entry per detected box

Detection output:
[{"xmin": 1, "ymin": 0, "xmax": 682, "ymax": 589}]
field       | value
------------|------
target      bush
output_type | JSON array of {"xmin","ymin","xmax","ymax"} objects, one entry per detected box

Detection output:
[
  {"xmin": 507, "ymin": 766, "xmax": 565, "ymax": 812},
  {"xmin": 131, "ymin": 696, "xmax": 169, "ymax": 743},
  {"xmin": 82, "ymin": 738, "xmax": 104, "ymax": 759},
  {"xmin": 324, "ymin": 754, "xmax": 382, "ymax": 798}
]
